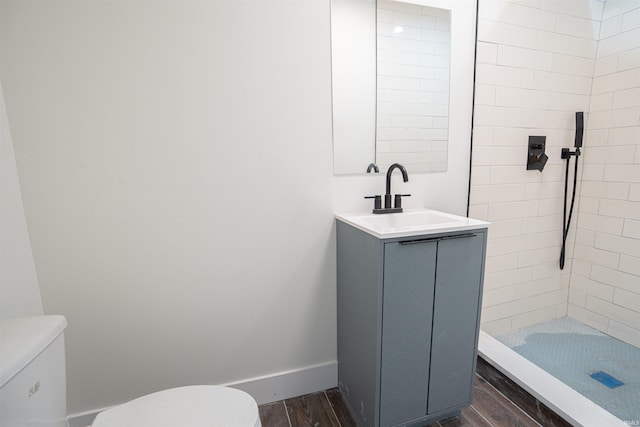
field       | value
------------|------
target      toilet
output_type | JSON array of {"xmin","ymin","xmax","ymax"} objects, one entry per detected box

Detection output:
[
  {"xmin": 0, "ymin": 315, "xmax": 262, "ymax": 427},
  {"xmin": 91, "ymin": 385, "xmax": 261, "ymax": 427}
]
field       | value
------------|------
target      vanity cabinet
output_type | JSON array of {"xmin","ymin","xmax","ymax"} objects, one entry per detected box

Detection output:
[{"xmin": 336, "ymin": 219, "xmax": 487, "ymax": 427}]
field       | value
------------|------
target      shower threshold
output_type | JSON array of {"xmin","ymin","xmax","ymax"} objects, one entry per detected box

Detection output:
[{"xmin": 478, "ymin": 330, "xmax": 627, "ymax": 427}]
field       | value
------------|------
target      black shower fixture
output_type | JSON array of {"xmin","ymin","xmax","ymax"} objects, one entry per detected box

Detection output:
[
  {"xmin": 559, "ymin": 112, "xmax": 584, "ymax": 270},
  {"xmin": 527, "ymin": 135, "xmax": 548, "ymax": 172},
  {"xmin": 574, "ymin": 111, "xmax": 584, "ymax": 148}
]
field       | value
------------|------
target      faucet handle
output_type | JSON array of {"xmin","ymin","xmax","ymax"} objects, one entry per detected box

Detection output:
[
  {"xmin": 394, "ymin": 194, "xmax": 411, "ymax": 209},
  {"xmin": 365, "ymin": 195, "xmax": 382, "ymax": 210}
]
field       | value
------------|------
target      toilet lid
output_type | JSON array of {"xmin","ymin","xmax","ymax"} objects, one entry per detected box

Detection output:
[{"xmin": 92, "ymin": 386, "xmax": 261, "ymax": 427}]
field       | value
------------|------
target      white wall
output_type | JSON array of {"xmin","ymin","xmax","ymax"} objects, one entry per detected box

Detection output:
[
  {"xmin": 568, "ymin": 0, "xmax": 640, "ymax": 347},
  {"xmin": 1, "ymin": 0, "xmax": 334, "ymax": 414},
  {"xmin": 471, "ymin": 0, "xmax": 601, "ymax": 334},
  {"xmin": 1, "ymin": 0, "xmax": 476, "ymax": 416},
  {"xmin": 0, "ymin": 81, "xmax": 44, "ymax": 319}
]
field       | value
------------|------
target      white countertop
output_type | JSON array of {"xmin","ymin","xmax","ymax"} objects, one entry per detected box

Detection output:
[{"xmin": 335, "ymin": 208, "xmax": 489, "ymax": 239}]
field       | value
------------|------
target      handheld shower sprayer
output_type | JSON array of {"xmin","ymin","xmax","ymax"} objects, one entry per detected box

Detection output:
[
  {"xmin": 559, "ymin": 112, "xmax": 584, "ymax": 270},
  {"xmin": 574, "ymin": 111, "xmax": 584, "ymax": 148}
]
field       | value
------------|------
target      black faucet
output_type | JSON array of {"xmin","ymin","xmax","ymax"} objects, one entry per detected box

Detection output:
[
  {"xmin": 365, "ymin": 163, "xmax": 410, "ymax": 214},
  {"xmin": 385, "ymin": 163, "xmax": 408, "ymax": 208}
]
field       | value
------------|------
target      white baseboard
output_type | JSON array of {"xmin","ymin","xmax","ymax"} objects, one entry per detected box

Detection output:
[
  {"xmin": 67, "ymin": 361, "xmax": 337, "ymax": 427},
  {"xmin": 223, "ymin": 360, "xmax": 338, "ymax": 405}
]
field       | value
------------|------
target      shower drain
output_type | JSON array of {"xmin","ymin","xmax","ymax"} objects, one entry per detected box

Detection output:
[{"xmin": 590, "ymin": 371, "xmax": 625, "ymax": 389}]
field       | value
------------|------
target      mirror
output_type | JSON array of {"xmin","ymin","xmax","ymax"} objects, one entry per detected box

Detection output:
[{"xmin": 331, "ymin": 0, "xmax": 451, "ymax": 175}]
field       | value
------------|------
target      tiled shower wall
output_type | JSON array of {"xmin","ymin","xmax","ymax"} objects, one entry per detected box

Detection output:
[
  {"xmin": 471, "ymin": 0, "xmax": 639, "ymax": 347},
  {"xmin": 568, "ymin": 1, "xmax": 640, "ymax": 347},
  {"xmin": 470, "ymin": 0, "xmax": 600, "ymax": 335}
]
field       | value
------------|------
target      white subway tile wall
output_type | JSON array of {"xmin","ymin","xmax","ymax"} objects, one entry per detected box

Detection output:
[
  {"xmin": 376, "ymin": 0, "xmax": 450, "ymax": 172},
  {"xmin": 472, "ymin": 0, "xmax": 640, "ymax": 347}
]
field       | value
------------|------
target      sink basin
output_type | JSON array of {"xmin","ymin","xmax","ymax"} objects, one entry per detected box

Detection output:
[{"xmin": 335, "ymin": 209, "xmax": 489, "ymax": 239}]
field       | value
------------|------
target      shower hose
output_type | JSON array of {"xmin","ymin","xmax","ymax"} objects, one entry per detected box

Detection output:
[{"xmin": 559, "ymin": 112, "xmax": 583, "ymax": 270}]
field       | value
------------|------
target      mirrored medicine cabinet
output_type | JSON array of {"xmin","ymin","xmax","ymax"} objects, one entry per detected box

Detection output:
[{"xmin": 331, "ymin": 0, "xmax": 452, "ymax": 175}]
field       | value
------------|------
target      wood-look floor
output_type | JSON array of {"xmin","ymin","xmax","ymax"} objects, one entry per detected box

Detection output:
[{"xmin": 258, "ymin": 372, "xmax": 550, "ymax": 427}]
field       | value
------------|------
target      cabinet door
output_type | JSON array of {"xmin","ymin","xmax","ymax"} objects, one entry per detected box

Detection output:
[
  {"xmin": 380, "ymin": 240, "xmax": 437, "ymax": 427},
  {"xmin": 428, "ymin": 233, "xmax": 484, "ymax": 414}
]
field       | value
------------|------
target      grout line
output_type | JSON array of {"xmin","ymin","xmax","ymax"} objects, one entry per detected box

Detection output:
[
  {"xmin": 470, "ymin": 374, "xmax": 497, "ymax": 427},
  {"xmin": 324, "ymin": 390, "xmax": 343, "ymax": 427},
  {"xmin": 468, "ymin": 403, "xmax": 496, "ymax": 427},
  {"xmin": 283, "ymin": 400, "xmax": 293, "ymax": 427},
  {"xmin": 476, "ymin": 373, "xmax": 543, "ymax": 427}
]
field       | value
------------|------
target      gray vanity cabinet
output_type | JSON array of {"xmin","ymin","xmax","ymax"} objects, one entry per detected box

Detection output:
[{"xmin": 337, "ymin": 220, "xmax": 487, "ymax": 427}]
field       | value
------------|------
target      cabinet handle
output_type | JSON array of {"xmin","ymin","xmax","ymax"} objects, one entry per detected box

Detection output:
[
  {"xmin": 399, "ymin": 237, "xmax": 440, "ymax": 245},
  {"xmin": 399, "ymin": 233, "xmax": 476, "ymax": 245},
  {"xmin": 440, "ymin": 233, "xmax": 477, "ymax": 240}
]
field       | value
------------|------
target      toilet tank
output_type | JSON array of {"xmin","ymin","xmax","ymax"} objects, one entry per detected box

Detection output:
[{"xmin": 0, "ymin": 315, "xmax": 68, "ymax": 427}]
